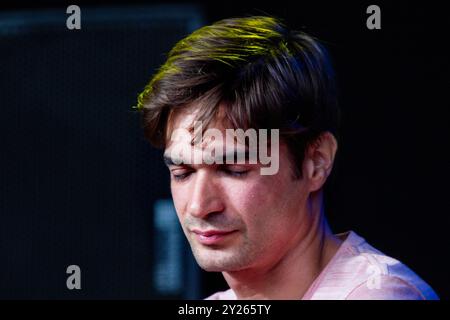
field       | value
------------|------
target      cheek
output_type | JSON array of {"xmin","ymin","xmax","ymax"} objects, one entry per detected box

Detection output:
[
  {"xmin": 233, "ymin": 174, "xmax": 288, "ymax": 207},
  {"xmin": 170, "ymin": 184, "xmax": 188, "ymax": 217},
  {"xmin": 227, "ymin": 175, "xmax": 304, "ymax": 234},
  {"xmin": 225, "ymin": 177, "xmax": 283, "ymax": 226},
  {"xmin": 226, "ymin": 179, "xmax": 268, "ymax": 208}
]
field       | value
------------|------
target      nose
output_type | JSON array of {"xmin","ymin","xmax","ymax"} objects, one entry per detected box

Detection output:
[{"xmin": 187, "ymin": 170, "xmax": 225, "ymax": 219}]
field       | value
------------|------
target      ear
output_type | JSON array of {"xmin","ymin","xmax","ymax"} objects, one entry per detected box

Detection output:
[{"xmin": 303, "ymin": 132, "xmax": 338, "ymax": 192}]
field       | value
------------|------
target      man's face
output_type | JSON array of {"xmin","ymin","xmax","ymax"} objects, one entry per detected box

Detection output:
[{"xmin": 164, "ymin": 107, "xmax": 312, "ymax": 272}]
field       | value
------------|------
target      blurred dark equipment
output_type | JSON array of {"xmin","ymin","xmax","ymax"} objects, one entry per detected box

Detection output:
[{"xmin": 0, "ymin": 5, "xmax": 203, "ymax": 299}]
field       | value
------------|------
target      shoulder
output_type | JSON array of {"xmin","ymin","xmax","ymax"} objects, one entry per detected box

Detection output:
[
  {"xmin": 346, "ymin": 274, "xmax": 432, "ymax": 300},
  {"xmin": 308, "ymin": 231, "xmax": 439, "ymax": 300}
]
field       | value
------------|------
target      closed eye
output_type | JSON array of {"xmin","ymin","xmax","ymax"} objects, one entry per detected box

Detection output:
[
  {"xmin": 170, "ymin": 166, "xmax": 250, "ymax": 181},
  {"xmin": 220, "ymin": 166, "xmax": 249, "ymax": 177},
  {"xmin": 170, "ymin": 168, "xmax": 193, "ymax": 181}
]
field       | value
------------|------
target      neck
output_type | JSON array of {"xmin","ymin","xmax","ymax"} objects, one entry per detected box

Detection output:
[{"xmin": 222, "ymin": 190, "xmax": 342, "ymax": 299}]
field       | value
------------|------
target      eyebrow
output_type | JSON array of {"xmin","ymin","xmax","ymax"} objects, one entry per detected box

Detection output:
[
  {"xmin": 163, "ymin": 155, "xmax": 179, "ymax": 166},
  {"xmin": 163, "ymin": 150, "xmax": 253, "ymax": 166}
]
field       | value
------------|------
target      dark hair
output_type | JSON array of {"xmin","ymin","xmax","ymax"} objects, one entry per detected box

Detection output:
[{"xmin": 136, "ymin": 16, "xmax": 340, "ymax": 178}]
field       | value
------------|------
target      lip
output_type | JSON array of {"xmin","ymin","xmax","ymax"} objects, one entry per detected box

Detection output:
[{"xmin": 191, "ymin": 229, "xmax": 237, "ymax": 245}]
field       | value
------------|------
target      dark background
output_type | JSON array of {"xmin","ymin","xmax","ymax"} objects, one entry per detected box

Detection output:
[{"xmin": 1, "ymin": 0, "xmax": 449, "ymax": 299}]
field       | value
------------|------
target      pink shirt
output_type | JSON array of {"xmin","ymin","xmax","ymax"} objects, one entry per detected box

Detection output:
[{"xmin": 206, "ymin": 231, "xmax": 439, "ymax": 300}]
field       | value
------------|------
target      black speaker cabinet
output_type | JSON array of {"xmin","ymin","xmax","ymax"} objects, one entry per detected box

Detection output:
[{"xmin": 0, "ymin": 5, "xmax": 203, "ymax": 299}]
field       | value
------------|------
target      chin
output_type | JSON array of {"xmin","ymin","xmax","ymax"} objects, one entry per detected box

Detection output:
[
  {"xmin": 193, "ymin": 253, "xmax": 227, "ymax": 272},
  {"xmin": 198, "ymin": 263, "xmax": 226, "ymax": 272},
  {"xmin": 193, "ymin": 252, "xmax": 248, "ymax": 272}
]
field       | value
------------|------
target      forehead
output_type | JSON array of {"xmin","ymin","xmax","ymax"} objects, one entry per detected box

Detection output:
[{"xmin": 165, "ymin": 104, "xmax": 234, "ymax": 148}]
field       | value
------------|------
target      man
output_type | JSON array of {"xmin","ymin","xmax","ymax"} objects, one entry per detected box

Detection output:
[{"xmin": 136, "ymin": 16, "xmax": 438, "ymax": 299}]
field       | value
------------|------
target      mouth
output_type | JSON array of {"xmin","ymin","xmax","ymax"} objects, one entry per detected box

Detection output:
[{"xmin": 191, "ymin": 229, "xmax": 237, "ymax": 245}]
